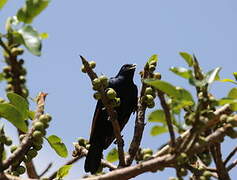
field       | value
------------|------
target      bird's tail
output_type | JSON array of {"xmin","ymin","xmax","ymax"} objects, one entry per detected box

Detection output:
[{"xmin": 84, "ymin": 141, "xmax": 103, "ymax": 174}]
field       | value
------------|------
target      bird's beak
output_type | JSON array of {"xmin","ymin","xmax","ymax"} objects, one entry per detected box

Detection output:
[{"xmin": 129, "ymin": 64, "xmax": 136, "ymax": 70}]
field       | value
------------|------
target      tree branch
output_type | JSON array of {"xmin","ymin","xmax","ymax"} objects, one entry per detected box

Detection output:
[
  {"xmin": 157, "ymin": 90, "xmax": 176, "ymax": 148},
  {"xmin": 80, "ymin": 55, "xmax": 125, "ymax": 166},
  {"xmin": 1, "ymin": 92, "xmax": 47, "ymax": 170}
]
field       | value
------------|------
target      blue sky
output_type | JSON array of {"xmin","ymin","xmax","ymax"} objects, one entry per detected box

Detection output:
[{"xmin": 0, "ymin": 0, "xmax": 237, "ymax": 179}]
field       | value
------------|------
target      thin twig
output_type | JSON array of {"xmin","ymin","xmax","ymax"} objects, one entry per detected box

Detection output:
[
  {"xmin": 80, "ymin": 56, "xmax": 125, "ymax": 167},
  {"xmin": 224, "ymin": 146, "xmax": 237, "ymax": 165},
  {"xmin": 227, "ymin": 159, "xmax": 237, "ymax": 171},
  {"xmin": 157, "ymin": 90, "xmax": 176, "ymax": 147},
  {"xmin": 126, "ymin": 64, "xmax": 152, "ymax": 165},
  {"xmin": 38, "ymin": 163, "xmax": 53, "ymax": 177}
]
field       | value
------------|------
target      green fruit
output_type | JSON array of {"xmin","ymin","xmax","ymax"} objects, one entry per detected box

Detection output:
[
  {"xmin": 78, "ymin": 138, "xmax": 86, "ymax": 146},
  {"xmin": 22, "ymin": 88, "xmax": 29, "ymax": 97},
  {"xmin": 11, "ymin": 47, "xmax": 24, "ymax": 56},
  {"xmin": 33, "ymin": 122, "xmax": 44, "ymax": 131},
  {"xmin": 143, "ymin": 154, "xmax": 151, "ymax": 160},
  {"xmin": 89, "ymin": 61, "xmax": 96, "ymax": 69},
  {"xmin": 141, "ymin": 148, "xmax": 153, "ymax": 155},
  {"xmin": 39, "ymin": 114, "xmax": 52, "ymax": 124},
  {"xmin": 16, "ymin": 165, "xmax": 26, "ymax": 174},
  {"xmin": 149, "ymin": 65, "xmax": 156, "ymax": 72},
  {"xmin": 19, "ymin": 134, "xmax": 26, "ymax": 141},
  {"xmin": 146, "ymin": 94, "xmax": 154, "ymax": 103},
  {"xmin": 178, "ymin": 168, "xmax": 188, "ymax": 177},
  {"xmin": 27, "ymin": 149, "xmax": 38, "ymax": 159},
  {"xmin": 20, "ymin": 68, "xmax": 27, "ymax": 76},
  {"xmin": 5, "ymin": 137, "xmax": 12, "ymax": 146},
  {"xmin": 12, "ymin": 171, "xmax": 20, "ymax": 176},
  {"xmin": 3, "ymin": 66, "xmax": 11, "ymax": 74},
  {"xmin": 32, "ymin": 137, "xmax": 43, "ymax": 146},
  {"xmin": 33, "ymin": 130, "xmax": 43, "ymax": 139},
  {"xmin": 145, "ymin": 87, "xmax": 153, "ymax": 95},
  {"xmin": 93, "ymin": 92, "xmax": 101, "ymax": 100},
  {"xmin": 19, "ymin": 75, "xmax": 26, "ymax": 83},
  {"xmin": 33, "ymin": 144, "xmax": 42, "ymax": 151},
  {"xmin": 81, "ymin": 65, "xmax": 86, "ymax": 73},
  {"xmin": 19, "ymin": 59, "xmax": 24, "ymax": 65},
  {"xmin": 99, "ymin": 75, "xmax": 109, "ymax": 87},
  {"xmin": 147, "ymin": 101, "xmax": 155, "ymax": 108},
  {"xmin": 10, "ymin": 145, "xmax": 18, "ymax": 153},
  {"xmin": 5, "ymin": 84, "xmax": 13, "ymax": 92},
  {"xmin": 92, "ymin": 78, "xmax": 101, "ymax": 90},
  {"xmin": 177, "ymin": 153, "xmax": 188, "ymax": 165},
  {"xmin": 106, "ymin": 88, "xmax": 117, "ymax": 99}
]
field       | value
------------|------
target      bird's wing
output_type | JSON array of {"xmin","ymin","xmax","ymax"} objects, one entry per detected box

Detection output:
[{"xmin": 89, "ymin": 100, "xmax": 103, "ymax": 143}]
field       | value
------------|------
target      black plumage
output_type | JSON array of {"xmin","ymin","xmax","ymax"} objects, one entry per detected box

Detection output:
[{"xmin": 84, "ymin": 64, "xmax": 138, "ymax": 174}]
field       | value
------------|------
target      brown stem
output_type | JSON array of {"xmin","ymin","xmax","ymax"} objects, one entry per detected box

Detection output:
[{"xmin": 157, "ymin": 90, "xmax": 176, "ymax": 147}]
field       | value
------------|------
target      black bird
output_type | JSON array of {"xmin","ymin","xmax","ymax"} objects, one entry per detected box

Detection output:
[{"xmin": 84, "ymin": 64, "xmax": 138, "ymax": 174}]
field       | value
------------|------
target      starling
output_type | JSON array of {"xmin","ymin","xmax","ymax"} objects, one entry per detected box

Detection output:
[{"xmin": 84, "ymin": 64, "xmax": 138, "ymax": 174}]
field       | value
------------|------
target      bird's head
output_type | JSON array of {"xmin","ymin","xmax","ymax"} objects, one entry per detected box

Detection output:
[{"xmin": 117, "ymin": 64, "xmax": 136, "ymax": 80}]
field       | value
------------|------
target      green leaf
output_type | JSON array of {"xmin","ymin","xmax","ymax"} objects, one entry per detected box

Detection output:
[
  {"xmin": 17, "ymin": 0, "xmax": 50, "ymax": 24},
  {"xmin": 18, "ymin": 25, "xmax": 42, "ymax": 56},
  {"xmin": 228, "ymin": 88, "xmax": 237, "ymax": 99},
  {"xmin": 176, "ymin": 88, "xmax": 194, "ymax": 105},
  {"xmin": 148, "ymin": 110, "xmax": 166, "ymax": 124},
  {"xmin": 147, "ymin": 54, "xmax": 158, "ymax": 64},
  {"xmin": 28, "ymin": 111, "xmax": 35, "ymax": 120},
  {"xmin": 144, "ymin": 79, "xmax": 180, "ymax": 98},
  {"xmin": 0, "ymin": 103, "xmax": 28, "ymax": 132},
  {"xmin": 106, "ymin": 148, "xmax": 118, "ymax": 163},
  {"xmin": 150, "ymin": 125, "xmax": 168, "ymax": 136},
  {"xmin": 39, "ymin": 32, "xmax": 49, "ymax": 39},
  {"xmin": 233, "ymin": 72, "xmax": 237, "ymax": 81},
  {"xmin": 46, "ymin": 135, "xmax": 68, "ymax": 158},
  {"xmin": 218, "ymin": 98, "xmax": 237, "ymax": 106},
  {"xmin": 169, "ymin": 67, "xmax": 193, "ymax": 79},
  {"xmin": 205, "ymin": 67, "xmax": 221, "ymax": 84},
  {"xmin": 179, "ymin": 52, "xmax": 194, "ymax": 67},
  {"xmin": 0, "ymin": 0, "xmax": 8, "ymax": 10},
  {"xmin": 219, "ymin": 79, "xmax": 237, "ymax": 85},
  {"xmin": 7, "ymin": 93, "xmax": 29, "ymax": 120},
  {"xmin": 56, "ymin": 165, "xmax": 72, "ymax": 180}
]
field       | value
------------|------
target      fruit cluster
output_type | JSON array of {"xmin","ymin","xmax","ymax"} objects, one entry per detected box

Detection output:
[
  {"xmin": 135, "ymin": 148, "xmax": 153, "ymax": 162},
  {"xmin": 142, "ymin": 87, "xmax": 156, "ymax": 108},
  {"xmin": 3, "ymin": 58, "xmax": 28, "ymax": 98}
]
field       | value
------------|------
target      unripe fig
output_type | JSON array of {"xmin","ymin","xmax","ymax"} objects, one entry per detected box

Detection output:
[
  {"xmin": 93, "ymin": 92, "xmax": 101, "ymax": 100},
  {"xmin": 81, "ymin": 65, "xmax": 86, "ymax": 73},
  {"xmin": 33, "ymin": 121, "xmax": 44, "ymax": 131},
  {"xmin": 144, "ymin": 87, "xmax": 153, "ymax": 95},
  {"xmin": 16, "ymin": 165, "xmax": 26, "ymax": 174},
  {"xmin": 11, "ymin": 47, "xmax": 24, "ymax": 56},
  {"xmin": 99, "ymin": 75, "xmax": 109, "ymax": 87},
  {"xmin": 89, "ymin": 61, "xmax": 96, "ymax": 69},
  {"xmin": 106, "ymin": 88, "xmax": 117, "ymax": 99},
  {"xmin": 92, "ymin": 78, "xmax": 101, "ymax": 90},
  {"xmin": 33, "ymin": 130, "xmax": 43, "ymax": 139}
]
